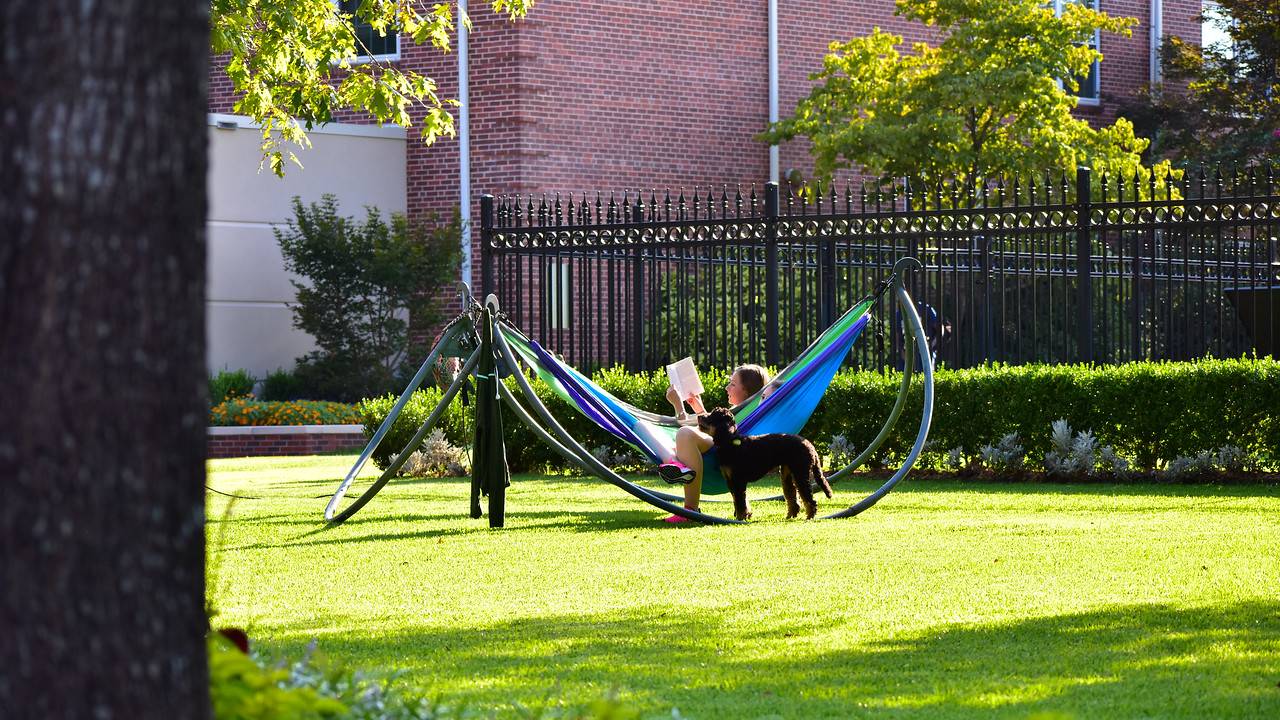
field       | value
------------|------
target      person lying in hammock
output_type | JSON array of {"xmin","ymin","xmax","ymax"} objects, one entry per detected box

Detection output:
[{"xmin": 657, "ymin": 363, "xmax": 772, "ymax": 524}]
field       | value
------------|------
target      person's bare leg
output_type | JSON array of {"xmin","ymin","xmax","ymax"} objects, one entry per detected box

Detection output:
[{"xmin": 675, "ymin": 427, "xmax": 712, "ymax": 510}]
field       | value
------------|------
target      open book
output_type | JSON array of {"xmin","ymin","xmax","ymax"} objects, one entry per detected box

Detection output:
[{"xmin": 666, "ymin": 357, "xmax": 704, "ymax": 401}]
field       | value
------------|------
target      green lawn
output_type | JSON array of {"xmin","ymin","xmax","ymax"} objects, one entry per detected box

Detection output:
[{"xmin": 207, "ymin": 455, "xmax": 1280, "ymax": 719}]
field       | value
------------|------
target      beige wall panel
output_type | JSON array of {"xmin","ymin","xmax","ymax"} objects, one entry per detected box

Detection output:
[
  {"xmin": 207, "ymin": 302, "xmax": 315, "ymax": 378},
  {"xmin": 207, "ymin": 222, "xmax": 297, "ymax": 303},
  {"xmin": 206, "ymin": 117, "xmax": 407, "ymax": 375},
  {"xmin": 208, "ymin": 124, "xmax": 407, "ymax": 224}
]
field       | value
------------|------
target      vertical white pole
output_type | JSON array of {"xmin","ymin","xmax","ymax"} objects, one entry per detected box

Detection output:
[
  {"xmin": 459, "ymin": 0, "xmax": 472, "ymax": 286},
  {"xmin": 1150, "ymin": 0, "xmax": 1163, "ymax": 86},
  {"xmin": 768, "ymin": 0, "xmax": 779, "ymax": 185}
]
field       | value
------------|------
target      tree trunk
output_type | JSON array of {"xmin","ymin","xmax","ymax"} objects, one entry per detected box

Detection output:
[{"xmin": 0, "ymin": 2, "xmax": 210, "ymax": 718}]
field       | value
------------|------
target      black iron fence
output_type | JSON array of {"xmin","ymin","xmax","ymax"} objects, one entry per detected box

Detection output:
[{"xmin": 480, "ymin": 166, "xmax": 1280, "ymax": 372}]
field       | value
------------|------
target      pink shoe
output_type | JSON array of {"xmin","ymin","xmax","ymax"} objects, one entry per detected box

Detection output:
[
  {"xmin": 663, "ymin": 510, "xmax": 699, "ymax": 523},
  {"xmin": 658, "ymin": 462, "xmax": 696, "ymax": 485}
]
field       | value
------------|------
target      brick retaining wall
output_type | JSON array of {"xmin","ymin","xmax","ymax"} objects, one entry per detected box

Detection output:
[{"xmin": 208, "ymin": 425, "xmax": 367, "ymax": 459}]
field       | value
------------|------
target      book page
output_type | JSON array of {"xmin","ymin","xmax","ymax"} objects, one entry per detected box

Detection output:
[{"xmin": 666, "ymin": 357, "xmax": 704, "ymax": 400}]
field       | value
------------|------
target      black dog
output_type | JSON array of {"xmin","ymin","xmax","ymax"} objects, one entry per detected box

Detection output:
[{"xmin": 699, "ymin": 408, "xmax": 832, "ymax": 521}]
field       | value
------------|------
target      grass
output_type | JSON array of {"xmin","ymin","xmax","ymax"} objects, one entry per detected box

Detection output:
[{"xmin": 207, "ymin": 454, "xmax": 1280, "ymax": 719}]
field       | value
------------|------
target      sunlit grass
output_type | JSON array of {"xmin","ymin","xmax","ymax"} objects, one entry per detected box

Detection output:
[{"xmin": 207, "ymin": 455, "xmax": 1280, "ymax": 719}]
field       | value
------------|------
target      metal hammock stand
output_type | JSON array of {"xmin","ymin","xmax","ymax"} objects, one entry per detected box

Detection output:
[{"xmin": 324, "ymin": 257, "xmax": 935, "ymax": 526}]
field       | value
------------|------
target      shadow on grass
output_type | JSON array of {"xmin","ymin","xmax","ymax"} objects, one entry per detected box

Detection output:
[
  {"xmin": 220, "ymin": 508, "xmax": 690, "ymax": 552},
  {"xmin": 273, "ymin": 600, "xmax": 1280, "ymax": 719}
]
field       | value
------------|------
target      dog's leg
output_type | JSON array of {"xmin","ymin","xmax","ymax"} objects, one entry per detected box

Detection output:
[
  {"xmin": 732, "ymin": 489, "xmax": 752, "ymax": 521},
  {"xmin": 729, "ymin": 479, "xmax": 752, "ymax": 521},
  {"xmin": 781, "ymin": 467, "xmax": 800, "ymax": 519}
]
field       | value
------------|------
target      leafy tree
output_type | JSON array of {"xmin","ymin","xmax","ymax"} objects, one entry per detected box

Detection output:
[
  {"xmin": 1117, "ymin": 0, "xmax": 1279, "ymax": 165},
  {"xmin": 762, "ymin": 0, "xmax": 1178, "ymax": 193},
  {"xmin": 276, "ymin": 195, "xmax": 462, "ymax": 401},
  {"xmin": 211, "ymin": 0, "xmax": 534, "ymax": 174}
]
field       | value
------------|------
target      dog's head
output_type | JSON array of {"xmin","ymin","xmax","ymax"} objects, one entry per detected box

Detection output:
[{"xmin": 697, "ymin": 407, "xmax": 738, "ymax": 445}]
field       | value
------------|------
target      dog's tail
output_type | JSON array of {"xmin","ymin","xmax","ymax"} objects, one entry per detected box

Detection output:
[{"xmin": 815, "ymin": 470, "xmax": 833, "ymax": 498}]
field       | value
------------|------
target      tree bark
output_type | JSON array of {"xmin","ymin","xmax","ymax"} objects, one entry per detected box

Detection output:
[{"xmin": 0, "ymin": 2, "xmax": 210, "ymax": 718}]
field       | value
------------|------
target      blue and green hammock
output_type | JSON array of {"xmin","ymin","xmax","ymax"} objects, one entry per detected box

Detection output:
[{"xmin": 499, "ymin": 297, "xmax": 876, "ymax": 494}]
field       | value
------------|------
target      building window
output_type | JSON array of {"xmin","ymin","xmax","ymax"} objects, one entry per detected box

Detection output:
[
  {"xmin": 1200, "ymin": 1, "xmax": 1235, "ymax": 57},
  {"xmin": 1055, "ymin": 0, "xmax": 1101, "ymax": 104},
  {"xmin": 339, "ymin": 0, "xmax": 399, "ymax": 61}
]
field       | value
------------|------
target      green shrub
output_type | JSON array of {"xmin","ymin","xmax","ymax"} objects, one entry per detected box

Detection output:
[
  {"xmin": 276, "ymin": 195, "xmax": 462, "ymax": 403},
  {"xmin": 357, "ymin": 357, "xmax": 1280, "ymax": 476},
  {"xmin": 211, "ymin": 632, "xmax": 642, "ymax": 720},
  {"xmin": 209, "ymin": 634, "xmax": 346, "ymax": 719},
  {"xmin": 209, "ymin": 399, "xmax": 361, "ymax": 426},
  {"xmin": 356, "ymin": 387, "xmax": 472, "ymax": 470},
  {"xmin": 260, "ymin": 367, "xmax": 308, "ymax": 401},
  {"xmin": 210, "ymin": 368, "xmax": 256, "ymax": 406}
]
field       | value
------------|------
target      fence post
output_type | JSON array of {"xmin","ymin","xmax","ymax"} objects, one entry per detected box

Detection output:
[
  {"xmin": 631, "ymin": 195, "xmax": 646, "ymax": 371},
  {"xmin": 765, "ymin": 182, "xmax": 780, "ymax": 366},
  {"xmin": 480, "ymin": 194, "xmax": 495, "ymax": 299},
  {"xmin": 820, "ymin": 222, "xmax": 836, "ymax": 332},
  {"xmin": 1075, "ymin": 166, "xmax": 1093, "ymax": 363}
]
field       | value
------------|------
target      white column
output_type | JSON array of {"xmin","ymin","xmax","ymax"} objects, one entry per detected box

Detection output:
[
  {"xmin": 459, "ymin": 0, "xmax": 472, "ymax": 286},
  {"xmin": 768, "ymin": 0, "xmax": 779, "ymax": 185}
]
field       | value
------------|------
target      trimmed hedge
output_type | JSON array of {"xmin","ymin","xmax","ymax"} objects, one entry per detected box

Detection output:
[
  {"xmin": 358, "ymin": 358, "xmax": 1280, "ymax": 474},
  {"xmin": 209, "ymin": 399, "xmax": 361, "ymax": 426},
  {"xmin": 817, "ymin": 358, "xmax": 1279, "ymax": 472}
]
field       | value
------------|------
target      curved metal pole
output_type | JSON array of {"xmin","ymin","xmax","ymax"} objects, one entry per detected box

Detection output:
[
  {"xmin": 822, "ymin": 276, "xmax": 934, "ymax": 519},
  {"xmin": 492, "ymin": 315, "xmax": 743, "ymax": 525},
  {"xmin": 824, "ymin": 356, "xmax": 913, "ymax": 485},
  {"xmin": 825, "ymin": 258, "xmax": 923, "ymax": 484},
  {"xmin": 326, "ymin": 347, "xmax": 482, "ymax": 523},
  {"xmin": 324, "ymin": 318, "xmax": 468, "ymax": 519}
]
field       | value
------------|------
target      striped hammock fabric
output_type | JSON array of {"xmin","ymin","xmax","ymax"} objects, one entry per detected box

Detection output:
[{"xmin": 500, "ymin": 297, "xmax": 875, "ymax": 494}]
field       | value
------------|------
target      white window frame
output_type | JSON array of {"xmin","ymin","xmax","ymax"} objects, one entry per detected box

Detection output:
[
  {"xmin": 545, "ymin": 262, "xmax": 572, "ymax": 330},
  {"xmin": 334, "ymin": 0, "xmax": 401, "ymax": 65},
  {"xmin": 1054, "ymin": 0, "xmax": 1102, "ymax": 105}
]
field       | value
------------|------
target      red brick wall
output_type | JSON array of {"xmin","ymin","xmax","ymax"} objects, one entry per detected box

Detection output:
[
  {"xmin": 207, "ymin": 0, "xmax": 1204, "ymax": 207},
  {"xmin": 207, "ymin": 428, "xmax": 367, "ymax": 459},
  {"xmin": 206, "ymin": 0, "xmax": 1202, "ymax": 353}
]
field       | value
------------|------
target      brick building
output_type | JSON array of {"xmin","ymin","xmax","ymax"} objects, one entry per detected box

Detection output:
[{"xmin": 206, "ymin": 0, "xmax": 1202, "ymax": 376}]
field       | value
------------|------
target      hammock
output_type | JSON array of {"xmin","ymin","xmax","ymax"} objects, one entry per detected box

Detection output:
[{"xmin": 499, "ymin": 296, "xmax": 877, "ymax": 495}]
